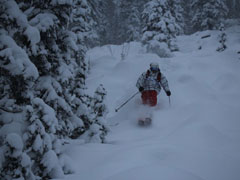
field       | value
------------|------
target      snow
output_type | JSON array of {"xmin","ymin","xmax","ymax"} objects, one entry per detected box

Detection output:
[
  {"xmin": 33, "ymin": 134, "xmax": 43, "ymax": 152},
  {"xmin": 5, "ymin": 133, "xmax": 24, "ymax": 158},
  {"xmin": 5, "ymin": 0, "xmax": 28, "ymax": 27},
  {"xmin": 0, "ymin": 34, "xmax": 39, "ymax": 79},
  {"xmin": 55, "ymin": 25, "xmax": 240, "ymax": 180},
  {"xmin": 24, "ymin": 25, "xmax": 40, "ymax": 49},
  {"xmin": 6, "ymin": 133, "xmax": 23, "ymax": 151},
  {"xmin": 30, "ymin": 13, "xmax": 58, "ymax": 32},
  {"xmin": 41, "ymin": 150, "xmax": 64, "ymax": 178},
  {"xmin": 21, "ymin": 152, "xmax": 31, "ymax": 167}
]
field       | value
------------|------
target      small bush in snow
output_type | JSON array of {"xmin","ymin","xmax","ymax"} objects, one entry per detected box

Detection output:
[
  {"xmin": 217, "ymin": 23, "xmax": 227, "ymax": 52},
  {"xmin": 83, "ymin": 84, "xmax": 110, "ymax": 143}
]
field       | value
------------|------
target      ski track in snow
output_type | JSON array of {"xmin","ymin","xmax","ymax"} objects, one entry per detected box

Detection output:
[{"xmin": 57, "ymin": 26, "xmax": 240, "ymax": 180}]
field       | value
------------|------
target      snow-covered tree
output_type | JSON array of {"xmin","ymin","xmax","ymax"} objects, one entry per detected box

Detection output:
[
  {"xmin": 0, "ymin": 0, "xmax": 39, "ymax": 108},
  {"xmin": 142, "ymin": 0, "xmax": 181, "ymax": 57},
  {"xmin": 115, "ymin": 0, "xmax": 148, "ymax": 43},
  {"xmin": 217, "ymin": 23, "xmax": 227, "ymax": 52},
  {"xmin": 94, "ymin": 0, "xmax": 119, "ymax": 45},
  {"xmin": 17, "ymin": 0, "xmax": 84, "ymax": 138},
  {"xmin": 226, "ymin": 0, "xmax": 240, "ymax": 18},
  {"xmin": 0, "ymin": 133, "xmax": 35, "ymax": 180},
  {"xmin": 169, "ymin": 0, "xmax": 184, "ymax": 34},
  {"xmin": 118, "ymin": 0, "xmax": 135, "ymax": 43},
  {"xmin": 191, "ymin": 0, "xmax": 229, "ymax": 31},
  {"xmin": 125, "ymin": 3, "xmax": 142, "ymax": 42},
  {"xmin": 23, "ymin": 98, "xmax": 66, "ymax": 179},
  {"xmin": 72, "ymin": 0, "xmax": 98, "ymax": 48},
  {"xmin": 181, "ymin": 0, "xmax": 193, "ymax": 34},
  {"xmin": 83, "ymin": 84, "xmax": 110, "ymax": 143}
]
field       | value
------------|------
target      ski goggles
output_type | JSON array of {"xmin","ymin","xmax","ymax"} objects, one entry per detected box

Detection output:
[{"xmin": 150, "ymin": 67, "xmax": 159, "ymax": 71}]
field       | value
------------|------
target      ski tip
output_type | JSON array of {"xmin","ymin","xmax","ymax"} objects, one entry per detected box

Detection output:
[{"xmin": 138, "ymin": 118, "xmax": 152, "ymax": 126}]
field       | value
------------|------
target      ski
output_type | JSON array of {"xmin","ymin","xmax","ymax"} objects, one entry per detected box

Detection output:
[{"xmin": 138, "ymin": 117, "xmax": 152, "ymax": 126}]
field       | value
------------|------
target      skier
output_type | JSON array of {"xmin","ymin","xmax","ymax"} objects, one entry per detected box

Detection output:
[{"xmin": 136, "ymin": 62, "xmax": 171, "ymax": 107}]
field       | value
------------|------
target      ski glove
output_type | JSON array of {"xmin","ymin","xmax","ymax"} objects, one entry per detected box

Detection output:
[
  {"xmin": 139, "ymin": 87, "xmax": 144, "ymax": 92},
  {"xmin": 166, "ymin": 91, "xmax": 171, "ymax": 96}
]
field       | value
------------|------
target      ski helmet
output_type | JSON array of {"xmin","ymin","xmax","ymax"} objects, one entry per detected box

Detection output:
[{"xmin": 150, "ymin": 62, "xmax": 159, "ymax": 71}]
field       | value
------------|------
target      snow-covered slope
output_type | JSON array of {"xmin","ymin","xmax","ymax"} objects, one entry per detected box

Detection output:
[{"xmin": 58, "ymin": 26, "xmax": 240, "ymax": 180}]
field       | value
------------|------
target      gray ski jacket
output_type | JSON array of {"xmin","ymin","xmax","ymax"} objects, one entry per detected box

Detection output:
[{"xmin": 136, "ymin": 70, "xmax": 170, "ymax": 94}]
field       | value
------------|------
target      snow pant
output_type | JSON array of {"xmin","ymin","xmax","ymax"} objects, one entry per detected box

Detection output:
[{"xmin": 141, "ymin": 90, "xmax": 157, "ymax": 107}]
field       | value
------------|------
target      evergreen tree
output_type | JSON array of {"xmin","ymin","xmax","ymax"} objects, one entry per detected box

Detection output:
[
  {"xmin": 70, "ymin": 0, "xmax": 96, "ymax": 138},
  {"xmin": 217, "ymin": 23, "xmax": 227, "ymax": 52},
  {"xmin": 226, "ymin": 0, "xmax": 240, "ymax": 18},
  {"xmin": 23, "ymin": 98, "xmax": 65, "ymax": 179},
  {"xmin": 125, "ymin": 1, "xmax": 143, "ymax": 42},
  {"xmin": 142, "ymin": 0, "xmax": 181, "ymax": 57},
  {"xmin": 169, "ymin": 0, "xmax": 184, "ymax": 35},
  {"xmin": 83, "ymin": 84, "xmax": 109, "ymax": 143},
  {"xmin": 0, "ymin": 133, "xmax": 35, "ymax": 180},
  {"xmin": 0, "ymin": 0, "xmax": 39, "ymax": 108},
  {"xmin": 181, "ymin": 0, "xmax": 193, "ymax": 34},
  {"xmin": 19, "ymin": 0, "xmax": 84, "ymax": 138},
  {"xmin": 191, "ymin": 0, "xmax": 229, "ymax": 31},
  {"xmin": 116, "ymin": 0, "xmax": 148, "ymax": 43},
  {"xmin": 0, "ymin": 0, "xmax": 95, "ymax": 178},
  {"xmin": 118, "ymin": 0, "xmax": 134, "ymax": 43},
  {"xmin": 97, "ymin": 0, "xmax": 119, "ymax": 45},
  {"xmin": 73, "ymin": 0, "xmax": 98, "ymax": 48}
]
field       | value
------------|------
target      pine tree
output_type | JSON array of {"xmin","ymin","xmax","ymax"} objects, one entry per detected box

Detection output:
[
  {"xmin": 142, "ymin": 0, "xmax": 181, "ymax": 57},
  {"xmin": 181, "ymin": 0, "xmax": 193, "ymax": 34},
  {"xmin": 226, "ymin": 0, "xmax": 240, "ymax": 18},
  {"xmin": 84, "ymin": 84, "xmax": 110, "ymax": 143},
  {"xmin": 73, "ymin": 0, "xmax": 98, "ymax": 48},
  {"xmin": 217, "ymin": 23, "xmax": 227, "ymax": 52},
  {"xmin": 23, "ymin": 98, "xmax": 65, "ymax": 179},
  {"xmin": 0, "ymin": 0, "xmax": 39, "ymax": 108},
  {"xmin": 118, "ymin": 0, "xmax": 134, "ymax": 43},
  {"xmin": 0, "ymin": 0, "xmax": 93, "ymax": 178},
  {"xmin": 116, "ymin": 0, "xmax": 148, "ymax": 43},
  {"xmin": 169, "ymin": 0, "xmax": 184, "ymax": 35},
  {"xmin": 191, "ymin": 0, "xmax": 229, "ymax": 31},
  {"xmin": 125, "ymin": 2, "xmax": 142, "ymax": 42},
  {"xmin": 17, "ymin": 0, "xmax": 85, "ymax": 138},
  {"xmin": 0, "ymin": 133, "xmax": 35, "ymax": 180},
  {"xmin": 97, "ymin": 0, "xmax": 119, "ymax": 45}
]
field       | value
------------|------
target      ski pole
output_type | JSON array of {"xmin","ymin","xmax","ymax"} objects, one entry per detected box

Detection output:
[
  {"xmin": 168, "ymin": 96, "xmax": 171, "ymax": 107},
  {"xmin": 115, "ymin": 91, "xmax": 140, "ymax": 112}
]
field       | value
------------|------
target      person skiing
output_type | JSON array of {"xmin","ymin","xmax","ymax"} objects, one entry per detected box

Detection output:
[{"xmin": 136, "ymin": 62, "xmax": 171, "ymax": 107}]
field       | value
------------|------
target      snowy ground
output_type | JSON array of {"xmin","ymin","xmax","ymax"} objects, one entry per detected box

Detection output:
[{"xmin": 56, "ymin": 26, "xmax": 240, "ymax": 180}]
